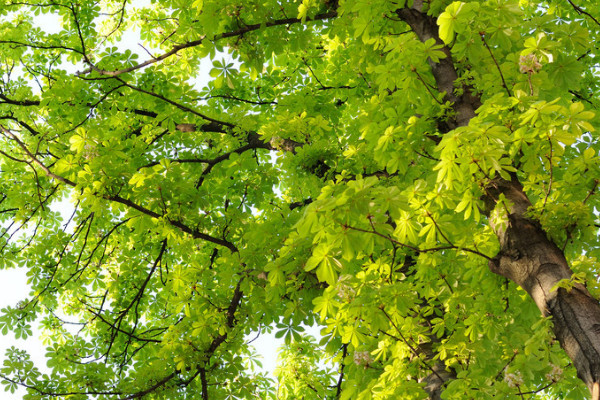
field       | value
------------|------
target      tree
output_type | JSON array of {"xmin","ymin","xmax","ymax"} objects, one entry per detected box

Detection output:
[{"xmin": 0, "ymin": 0, "xmax": 598, "ymax": 398}]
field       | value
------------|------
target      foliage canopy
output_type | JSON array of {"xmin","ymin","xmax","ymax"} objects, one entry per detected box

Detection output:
[{"xmin": 0, "ymin": 0, "xmax": 599, "ymax": 399}]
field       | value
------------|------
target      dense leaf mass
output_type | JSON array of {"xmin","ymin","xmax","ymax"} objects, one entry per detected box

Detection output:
[{"xmin": 0, "ymin": 0, "xmax": 598, "ymax": 399}]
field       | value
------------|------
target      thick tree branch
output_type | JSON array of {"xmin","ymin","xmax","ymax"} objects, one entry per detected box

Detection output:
[
  {"xmin": 1, "ymin": 125, "xmax": 239, "ymax": 253},
  {"xmin": 395, "ymin": 4, "xmax": 480, "ymax": 129},
  {"xmin": 140, "ymin": 132, "xmax": 271, "ymax": 170},
  {"xmin": 486, "ymin": 178, "xmax": 600, "ymax": 395},
  {"xmin": 199, "ymin": 93, "xmax": 277, "ymax": 105},
  {"xmin": 0, "ymin": 93, "xmax": 40, "ymax": 106},
  {"xmin": 116, "ymin": 78, "xmax": 236, "ymax": 128},
  {"xmin": 0, "ymin": 372, "xmax": 122, "ymax": 398},
  {"xmin": 395, "ymin": 3, "xmax": 600, "ymax": 397},
  {"xmin": 0, "ymin": 39, "xmax": 83, "ymax": 55},
  {"xmin": 194, "ymin": 134, "xmax": 272, "ymax": 188},
  {"xmin": 79, "ymin": 11, "xmax": 338, "ymax": 77},
  {"xmin": 117, "ymin": 372, "xmax": 178, "ymax": 400}
]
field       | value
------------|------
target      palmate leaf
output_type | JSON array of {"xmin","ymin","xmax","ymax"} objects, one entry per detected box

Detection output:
[
  {"xmin": 305, "ymin": 244, "xmax": 333, "ymax": 272},
  {"xmin": 437, "ymin": 2, "xmax": 465, "ymax": 44},
  {"xmin": 316, "ymin": 256, "xmax": 342, "ymax": 285},
  {"xmin": 422, "ymin": 38, "xmax": 447, "ymax": 63},
  {"xmin": 521, "ymin": 32, "xmax": 557, "ymax": 61},
  {"xmin": 455, "ymin": 190, "xmax": 481, "ymax": 221},
  {"xmin": 312, "ymin": 291, "xmax": 340, "ymax": 322},
  {"xmin": 0, "ymin": 0, "xmax": 598, "ymax": 399},
  {"xmin": 546, "ymin": 54, "xmax": 584, "ymax": 91},
  {"xmin": 393, "ymin": 211, "xmax": 420, "ymax": 242}
]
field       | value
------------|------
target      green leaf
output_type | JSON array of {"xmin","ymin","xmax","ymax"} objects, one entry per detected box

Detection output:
[{"xmin": 438, "ymin": 2, "xmax": 465, "ymax": 44}]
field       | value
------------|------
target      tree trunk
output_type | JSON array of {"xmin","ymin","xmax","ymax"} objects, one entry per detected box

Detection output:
[
  {"xmin": 395, "ymin": 3, "xmax": 600, "ymax": 397},
  {"xmin": 419, "ymin": 343, "xmax": 456, "ymax": 400},
  {"xmin": 486, "ymin": 178, "xmax": 600, "ymax": 395}
]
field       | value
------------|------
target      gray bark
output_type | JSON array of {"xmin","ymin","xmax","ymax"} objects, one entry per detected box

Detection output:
[
  {"xmin": 395, "ymin": 4, "xmax": 600, "ymax": 398},
  {"xmin": 487, "ymin": 178, "xmax": 600, "ymax": 396}
]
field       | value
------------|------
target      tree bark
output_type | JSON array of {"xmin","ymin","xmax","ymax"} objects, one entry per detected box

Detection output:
[
  {"xmin": 394, "ymin": 5, "xmax": 482, "ymax": 398},
  {"xmin": 395, "ymin": 3, "xmax": 600, "ymax": 397},
  {"xmin": 419, "ymin": 341, "xmax": 457, "ymax": 400},
  {"xmin": 487, "ymin": 178, "xmax": 600, "ymax": 395}
]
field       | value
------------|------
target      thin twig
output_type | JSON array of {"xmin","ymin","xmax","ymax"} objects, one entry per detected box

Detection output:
[
  {"xmin": 493, "ymin": 350, "xmax": 518, "ymax": 381},
  {"xmin": 566, "ymin": 0, "xmax": 600, "ymax": 26},
  {"xmin": 413, "ymin": 69, "xmax": 443, "ymax": 105},
  {"xmin": 345, "ymin": 222, "xmax": 492, "ymax": 261},
  {"xmin": 1, "ymin": 125, "xmax": 238, "ymax": 252},
  {"xmin": 380, "ymin": 307, "xmax": 446, "ymax": 383},
  {"xmin": 480, "ymin": 33, "xmax": 511, "ymax": 97}
]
